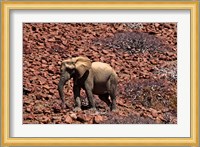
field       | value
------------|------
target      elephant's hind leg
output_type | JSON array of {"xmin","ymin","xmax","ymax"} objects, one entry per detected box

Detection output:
[
  {"xmin": 73, "ymin": 85, "xmax": 81, "ymax": 111},
  {"xmin": 99, "ymin": 93, "xmax": 111, "ymax": 108},
  {"xmin": 108, "ymin": 74, "xmax": 117, "ymax": 111}
]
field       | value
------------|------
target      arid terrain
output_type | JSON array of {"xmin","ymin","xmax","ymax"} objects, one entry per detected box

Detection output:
[{"xmin": 23, "ymin": 23, "xmax": 177, "ymax": 124}]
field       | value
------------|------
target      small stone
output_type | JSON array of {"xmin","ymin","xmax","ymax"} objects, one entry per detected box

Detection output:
[
  {"xmin": 77, "ymin": 114, "xmax": 87, "ymax": 122},
  {"xmin": 151, "ymin": 109, "xmax": 158, "ymax": 118},
  {"xmin": 102, "ymin": 49, "xmax": 109, "ymax": 54},
  {"xmin": 48, "ymin": 65, "xmax": 57, "ymax": 74},
  {"xmin": 94, "ymin": 115, "xmax": 103, "ymax": 124},
  {"xmin": 64, "ymin": 115, "xmax": 73, "ymax": 124},
  {"xmin": 43, "ymin": 85, "xmax": 50, "ymax": 89},
  {"xmin": 155, "ymin": 117, "xmax": 162, "ymax": 123},
  {"xmin": 41, "ymin": 60, "xmax": 47, "ymax": 64},
  {"xmin": 26, "ymin": 107, "xmax": 31, "ymax": 112},
  {"xmin": 41, "ymin": 116, "xmax": 50, "ymax": 123},
  {"xmin": 155, "ymin": 23, "xmax": 160, "ymax": 28},
  {"xmin": 38, "ymin": 76, "xmax": 47, "ymax": 85},
  {"xmin": 70, "ymin": 113, "xmax": 77, "ymax": 120},
  {"xmin": 52, "ymin": 104, "xmax": 61, "ymax": 113}
]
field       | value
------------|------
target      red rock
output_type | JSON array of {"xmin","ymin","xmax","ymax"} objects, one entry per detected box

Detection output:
[
  {"xmin": 52, "ymin": 104, "xmax": 61, "ymax": 113},
  {"xmin": 34, "ymin": 104, "xmax": 44, "ymax": 114},
  {"xmin": 77, "ymin": 113, "xmax": 88, "ymax": 122},
  {"xmin": 70, "ymin": 113, "xmax": 77, "ymax": 120},
  {"xmin": 38, "ymin": 76, "xmax": 47, "ymax": 85},
  {"xmin": 41, "ymin": 116, "xmax": 50, "ymax": 123},
  {"xmin": 158, "ymin": 114, "xmax": 165, "ymax": 121},
  {"xmin": 49, "ymin": 89, "xmax": 55, "ymax": 95},
  {"xmin": 162, "ymin": 108, "xmax": 170, "ymax": 113},
  {"xmin": 54, "ymin": 55, "xmax": 59, "ymax": 60},
  {"xmin": 102, "ymin": 49, "xmax": 109, "ymax": 54},
  {"xmin": 151, "ymin": 109, "xmax": 158, "ymax": 118},
  {"xmin": 48, "ymin": 38, "xmax": 55, "ymax": 42},
  {"xmin": 44, "ymin": 108, "xmax": 51, "ymax": 114},
  {"xmin": 41, "ymin": 59, "xmax": 47, "ymax": 64},
  {"xmin": 36, "ymin": 93, "xmax": 46, "ymax": 100},
  {"xmin": 52, "ymin": 75, "xmax": 57, "ymax": 80},
  {"xmin": 155, "ymin": 117, "xmax": 162, "ymax": 123},
  {"xmin": 94, "ymin": 115, "xmax": 103, "ymax": 124},
  {"xmin": 64, "ymin": 115, "xmax": 73, "ymax": 124},
  {"xmin": 48, "ymin": 65, "xmax": 57, "ymax": 74},
  {"xmin": 52, "ymin": 116, "xmax": 62, "ymax": 123},
  {"xmin": 155, "ymin": 23, "xmax": 160, "ymax": 28},
  {"xmin": 26, "ymin": 107, "xmax": 32, "ymax": 112},
  {"xmin": 164, "ymin": 24, "xmax": 171, "ymax": 29},
  {"xmin": 24, "ymin": 114, "xmax": 34, "ymax": 120},
  {"xmin": 43, "ymin": 85, "xmax": 50, "ymax": 89}
]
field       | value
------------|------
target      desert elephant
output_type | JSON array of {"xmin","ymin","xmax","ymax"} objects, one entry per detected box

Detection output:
[{"xmin": 58, "ymin": 56, "xmax": 118, "ymax": 111}]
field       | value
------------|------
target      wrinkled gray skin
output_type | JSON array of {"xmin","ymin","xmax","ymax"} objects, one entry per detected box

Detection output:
[{"xmin": 58, "ymin": 56, "xmax": 118, "ymax": 111}]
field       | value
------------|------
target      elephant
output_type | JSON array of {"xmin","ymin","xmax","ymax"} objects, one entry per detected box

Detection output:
[{"xmin": 58, "ymin": 56, "xmax": 118, "ymax": 111}]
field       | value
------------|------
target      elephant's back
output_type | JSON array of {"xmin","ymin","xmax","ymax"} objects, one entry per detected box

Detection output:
[
  {"xmin": 92, "ymin": 62, "xmax": 116, "ymax": 74},
  {"xmin": 91, "ymin": 62, "xmax": 117, "ymax": 82}
]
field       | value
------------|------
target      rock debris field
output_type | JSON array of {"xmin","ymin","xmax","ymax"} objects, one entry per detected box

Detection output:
[{"xmin": 23, "ymin": 23, "xmax": 177, "ymax": 124}]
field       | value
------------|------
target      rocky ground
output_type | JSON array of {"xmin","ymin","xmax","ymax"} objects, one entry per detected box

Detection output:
[{"xmin": 23, "ymin": 23, "xmax": 177, "ymax": 124}]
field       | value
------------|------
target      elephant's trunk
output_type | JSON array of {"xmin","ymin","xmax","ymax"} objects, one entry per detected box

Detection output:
[{"xmin": 58, "ymin": 76, "xmax": 69, "ymax": 109}]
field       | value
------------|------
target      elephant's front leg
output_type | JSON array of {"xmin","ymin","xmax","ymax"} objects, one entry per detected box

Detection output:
[
  {"xmin": 73, "ymin": 85, "xmax": 81, "ymax": 111},
  {"xmin": 84, "ymin": 83, "xmax": 96, "ymax": 110}
]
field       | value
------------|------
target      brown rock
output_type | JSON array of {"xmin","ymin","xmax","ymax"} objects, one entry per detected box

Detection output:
[
  {"xmin": 155, "ymin": 117, "xmax": 162, "ymax": 123},
  {"xmin": 36, "ymin": 93, "xmax": 45, "ymax": 100},
  {"xmin": 48, "ymin": 38, "xmax": 55, "ymax": 42},
  {"xmin": 41, "ymin": 116, "xmax": 50, "ymax": 123},
  {"xmin": 26, "ymin": 107, "xmax": 32, "ymax": 112},
  {"xmin": 41, "ymin": 60, "xmax": 47, "ymax": 64},
  {"xmin": 48, "ymin": 65, "xmax": 57, "ymax": 74},
  {"xmin": 49, "ymin": 89, "xmax": 55, "ymax": 95},
  {"xmin": 102, "ymin": 49, "xmax": 109, "ymax": 54},
  {"xmin": 70, "ymin": 113, "xmax": 77, "ymax": 120},
  {"xmin": 64, "ymin": 115, "xmax": 73, "ymax": 124},
  {"xmin": 38, "ymin": 76, "xmax": 47, "ymax": 85},
  {"xmin": 52, "ymin": 103, "xmax": 61, "ymax": 113},
  {"xmin": 155, "ymin": 23, "xmax": 160, "ymax": 28},
  {"xmin": 24, "ymin": 114, "xmax": 34, "ymax": 120},
  {"xmin": 151, "ymin": 109, "xmax": 158, "ymax": 118},
  {"xmin": 77, "ymin": 113, "xmax": 88, "ymax": 122},
  {"xmin": 158, "ymin": 114, "xmax": 166, "ymax": 121},
  {"xmin": 52, "ymin": 116, "xmax": 62, "ymax": 123},
  {"xmin": 41, "ymin": 64, "xmax": 48, "ymax": 68},
  {"xmin": 43, "ymin": 85, "xmax": 50, "ymax": 89},
  {"xmin": 94, "ymin": 115, "xmax": 103, "ymax": 124},
  {"xmin": 164, "ymin": 24, "xmax": 171, "ymax": 29},
  {"xmin": 34, "ymin": 104, "xmax": 45, "ymax": 114},
  {"xmin": 30, "ymin": 76, "xmax": 37, "ymax": 81},
  {"xmin": 44, "ymin": 108, "xmax": 51, "ymax": 114},
  {"xmin": 162, "ymin": 108, "xmax": 170, "ymax": 113}
]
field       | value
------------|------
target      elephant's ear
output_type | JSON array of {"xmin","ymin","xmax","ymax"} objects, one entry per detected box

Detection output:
[
  {"xmin": 74, "ymin": 56, "xmax": 92, "ymax": 78},
  {"xmin": 62, "ymin": 58, "xmax": 75, "ymax": 70}
]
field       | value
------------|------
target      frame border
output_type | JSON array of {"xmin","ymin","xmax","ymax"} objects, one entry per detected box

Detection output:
[{"xmin": 1, "ymin": 1, "xmax": 199, "ymax": 146}]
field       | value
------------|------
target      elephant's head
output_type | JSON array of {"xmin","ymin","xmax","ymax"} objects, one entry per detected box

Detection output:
[{"xmin": 58, "ymin": 56, "xmax": 92, "ymax": 108}]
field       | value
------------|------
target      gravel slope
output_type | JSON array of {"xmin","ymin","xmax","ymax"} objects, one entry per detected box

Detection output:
[{"xmin": 23, "ymin": 23, "xmax": 177, "ymax": 124}]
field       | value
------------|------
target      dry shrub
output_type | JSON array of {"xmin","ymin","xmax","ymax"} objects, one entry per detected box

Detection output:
[
  {"xmin": 99, "ymin": 32, "xmax": 172, "ymax": 54},
  {"xmin": 123, "ymin": 78, "xmax": 177, "ymax": 113}
]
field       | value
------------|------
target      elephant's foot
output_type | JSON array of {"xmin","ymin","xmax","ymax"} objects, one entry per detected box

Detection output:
[
  {"xmin": 111, "ymin": 108, "xmax": 118, "ymax": 113},
  {"xmin": 89, "ymin": 107, "xmax": 97, "ymax": 113},
  {"xmin": 74, "ymin": 107, "xmax": 82, "ymax": 112}
]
